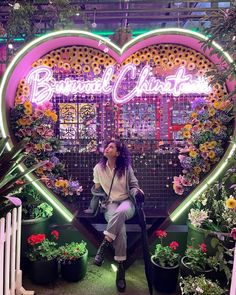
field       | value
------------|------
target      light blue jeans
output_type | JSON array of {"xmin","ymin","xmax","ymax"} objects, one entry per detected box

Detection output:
[{"xmin": 103, "ymin": 198, "xmax": 135, "ymax": 261}]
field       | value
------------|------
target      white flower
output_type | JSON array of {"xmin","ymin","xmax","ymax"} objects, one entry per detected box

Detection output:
[
  {"xmin": 196, "ymin": 286, "xmax": 203, "ymax": 293},
  {"xmin": 201, "ymin": 198, "xmax": 207, "ymax": 206},
  {"xmin": 13, "ymin": 3, "xmax": 20, "ymax": 10},
  {"xmin": 188, "ymin": 208, "xmax": 208, "ymax": 227}
]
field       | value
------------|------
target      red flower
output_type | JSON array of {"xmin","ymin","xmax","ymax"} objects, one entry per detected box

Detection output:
[
  {"xmin": 155, "ymin": 230, "xmax": 167, "ymax": 238},
  {"xmin": 51, "ymin": 230, "xmax": 59, "ymax": 240},
  {"xmin": 231, "ymin": 228, "xmax": 236, "ymax": 240},
  {"xmin": 199, "ymin": 243, "xmax": 207, "ymax": 252},
  {"xmin": 27, "ymin": 233, "xmax": 46, "ymax": 245},
  {"xmin": 169, "ymin": 241, "xmax": 179, "ymax": 251}
]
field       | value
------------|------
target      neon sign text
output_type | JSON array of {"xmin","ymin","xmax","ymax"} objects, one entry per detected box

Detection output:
[{"xmin": 25, "ymin": 64, "xmax": 211, "ymax": 104}]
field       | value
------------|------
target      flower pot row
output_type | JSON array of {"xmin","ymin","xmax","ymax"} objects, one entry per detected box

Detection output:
[
  {"xmin": 28, "ymin": 250, "xmax": 88, "ymax": 284},
  {"xmin": 151, "ymin": 255, "xmax": 227, "ymax": 294}
]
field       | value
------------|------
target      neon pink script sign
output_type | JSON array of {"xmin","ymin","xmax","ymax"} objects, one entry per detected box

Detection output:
[{"xmin": 25, "ymin": 64, "xmax": 211, "ymax": 104}]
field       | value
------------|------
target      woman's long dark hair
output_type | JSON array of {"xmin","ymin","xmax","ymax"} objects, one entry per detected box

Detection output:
[{"xmin": 99, "ymin": 140, "xmax": 131, "ymax": 178}]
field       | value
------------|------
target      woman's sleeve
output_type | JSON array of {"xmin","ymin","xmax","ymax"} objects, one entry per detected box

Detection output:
[
  {"xmin": 93, "ymin": 164, "xmax": 100, "ymax": 184},
  {"xmin": 128, "ymin": 166, "xmax": 140, "ymax": 197}
]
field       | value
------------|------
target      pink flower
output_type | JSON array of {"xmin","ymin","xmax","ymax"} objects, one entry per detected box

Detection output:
[
  {"xmin": 178, "ymin": 155, "xmax": 186, "ymax": 162},
  {"xmin": 42, "ymin": 143, "xmax": 53, "ymax": 152},
  {"xmin": 25, "ymin": 143, "xmax": 37, "ymax": 153},
  {"xmin": 173, "ymin": 182, "xmax": 184, "ymax": 195},
  {"xmin": 41, "ymin": 177, "xmax": 55, "ymax": 189},
  {"xmin": 43, "ymin": 161, "xmax": 55, "ymax": 171},
  {"xmin": 199, "ymin": 243, "xmax": 207, "ymax": 253},
  {"xmin": 230, "ymin": 228, "xmax": 236, "ymax": 240},
  {"xmin": 180, "ymin": 176, "xmax": 192, "ymax": 187},
  {"xmin": 169, "ymin": 241, "xmax": 179, "ymax": 251},
  {"xmin": 155, "ymin": 230, "xmax": 167, "ymax": 238}
]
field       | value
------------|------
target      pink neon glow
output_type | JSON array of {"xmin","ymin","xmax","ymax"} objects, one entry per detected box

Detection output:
[{"xmin": 25, "ymin": 65, "xmax": 211, "ymax": 105}]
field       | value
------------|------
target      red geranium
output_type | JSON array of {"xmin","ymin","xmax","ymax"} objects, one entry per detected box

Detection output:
[
  {"xmin": 199, "ymin": 243, "xmax": 207, "ymax": 253},
  {"xmin": 27, "ymin": 233, "xmax": 46, "ymax": 245},
  {"xmin": 169, "ymin": 241, "xmax": 179, "ymax": 251},
  {"xmin": 26, "ymin": 232, "xmax": 59, "ymax": 261},
  {"xmin": 51, "ymin": 230, "xmax": 59, "ymax": 240},
  {"xmin": 155, "ymin": 230, "xmax": 167, "ymax": 238},
  {"xmin": 153, "ymin": 230, "xmax": 180, "ymax": 267}
]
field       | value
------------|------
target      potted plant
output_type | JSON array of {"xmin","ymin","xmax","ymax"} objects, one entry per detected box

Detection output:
[
  {"xmin": 180, "ymin": 242, "xmax": 217, "ymax": 280},
  {"xmin": 18, "ymin": 184, "xmax": 54, "ymax": 269},
  {"xmin": 187, "ymin": 165, "xmax": 236, "ymax": 247},
  {"xmin": 0, "ymin": 136, "xmax": 47, "ymax": 218},
  {"xmin": 151, "ymin": 230, "xmax": 180, "ymax": 293},
  {"xmin": 26, "ymin": 230, "xmax": 59, "ymax": 284},
  {"xmin": 58, "ymin": 241, "xmax": 88, "ymax": 282},
  {"xmin": 179, "ymin": 275, "xmax": 226, "ymax": 295}
]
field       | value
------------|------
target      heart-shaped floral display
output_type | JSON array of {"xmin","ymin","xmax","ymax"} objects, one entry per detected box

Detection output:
[{"xmin": 2, "ymin": 30, "xmax": 234, "ymax": 217}]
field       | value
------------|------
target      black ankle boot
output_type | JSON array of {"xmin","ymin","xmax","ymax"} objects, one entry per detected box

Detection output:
[
  {"xmin": 116, "ymin": 262, "xmax": 126, "ymax": 292},
  {"xmin": 94, "ymin": 239, "xmax": 110, "ymax": 266}
]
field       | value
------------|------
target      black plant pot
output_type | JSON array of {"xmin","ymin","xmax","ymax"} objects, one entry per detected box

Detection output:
[
  {"xmin": 21, "ymin": 216, "xmax": 51, "ymax": 271},
  {"xmin": 61, "ymin": 250, "xmax": 88, "ymax": 282},
  {"xmin": 29, "ymin": 258, "xmax": 58, "ymax": 284},
  {"xmin": 151, "ymin": 255, "xmax": 180, "ymax": 293},
  {"xmin": 180, "ymin": 256, "xmax": 213, "ymax": 280}
]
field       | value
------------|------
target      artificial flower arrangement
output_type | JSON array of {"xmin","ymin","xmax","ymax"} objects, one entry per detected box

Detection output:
[
  {"xmin": 187, "ymin": 166, "xmax": 236, "ymax": 234},
  {"xmin": 11, "ymin": 97, "xmax": 83, "ymax": 201},
  {"xmin": 57, "ymin": 241, "xmax": 87, "ymax": 264},
  {"xmin": 152, "ymin": 230, "xmax": 180, "ymax": 267},
  {"xmin": 173, "ymin": 96, "xmax": 233, "ymax": 196},
  {"xmin": 26, "ymin": 230, "xmax": 59, "ymax": 261},
  {"xmin": 180, "ymin": 275, "xmax": 226, "ymax": 295}
]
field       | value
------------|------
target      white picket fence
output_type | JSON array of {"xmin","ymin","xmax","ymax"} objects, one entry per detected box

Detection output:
[{"xmin": 0, "ymin": 207, "xmax": 34, "ymax": 295}]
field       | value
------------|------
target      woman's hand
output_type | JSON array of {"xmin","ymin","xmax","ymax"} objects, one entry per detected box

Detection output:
[{"xmin": 135, "ymin": 189, "xmax": 145, "ymax": 203}]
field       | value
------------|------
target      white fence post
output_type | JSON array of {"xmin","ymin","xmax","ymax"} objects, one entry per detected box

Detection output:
[
  {"xmin": 0, "ymin": 217, "xmax": 5, "ymax": 295},
  {"xmin": 0, "ymin": 207, "xmax": 34, "ymax": 295}
]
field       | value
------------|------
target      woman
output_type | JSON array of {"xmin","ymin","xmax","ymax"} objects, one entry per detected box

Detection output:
[{"xmin": 90, "ymin": 140, "xmax": 144, "ymax": 292}]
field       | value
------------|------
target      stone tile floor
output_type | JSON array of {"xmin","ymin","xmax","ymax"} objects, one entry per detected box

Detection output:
[{"xmin": 23, "ymin": 258, "xmax": 181, "ymax": 295}]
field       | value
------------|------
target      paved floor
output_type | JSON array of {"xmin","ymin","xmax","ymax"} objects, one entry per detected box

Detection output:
[{"xmin": 23, "ymin": 258, "xmax": 181, "ymax": 295}]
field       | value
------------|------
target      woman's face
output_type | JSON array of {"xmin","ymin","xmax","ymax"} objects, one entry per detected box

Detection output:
[{"xmin": 104, "ymin": 142, "xmax": 119, "ymax": 159}]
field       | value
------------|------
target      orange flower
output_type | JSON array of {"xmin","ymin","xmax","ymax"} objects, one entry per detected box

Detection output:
[
  {"xmin": 226, "ymin": 197, "xmax": 236, "ymax": 209},
  {"xmin": 183, "ymin": 130, "xmax": 191, "ymax": 139},
  {"xmin": 208, "ymin": 150, "xmax": 216, "ymax": 159},
  {"xmin": 191, "ymin": 112, "xmax": 198, "ymax": 119},
  {"xmin": 51, "ymin": 112, "xmax": 58, "ymax": 122}
]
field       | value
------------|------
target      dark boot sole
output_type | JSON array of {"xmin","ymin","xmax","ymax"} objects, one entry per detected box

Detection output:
[
  {"xmin": 116, "ymin": 285, "xmax": 126, "ymax": 292},
  {"xmin": 116, "ymin": 280, "xmax": 126, "ymax": 292},
  {"xmin": 94, "ymin": 258, "xmax": 103, "ymax": 266}
]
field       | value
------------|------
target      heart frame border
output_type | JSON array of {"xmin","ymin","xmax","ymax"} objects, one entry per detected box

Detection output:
[{"xmin": 0, "ymin": 28, "xmax": 235, "ymax": 221}]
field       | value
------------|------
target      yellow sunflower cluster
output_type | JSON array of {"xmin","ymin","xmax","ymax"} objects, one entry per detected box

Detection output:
[
  {"xmin": 33, "ymin": 46, "xmax": 116, "ymax": 78},
  {"xmin": 122, "ymin": 44, "xmax": 228, "ymax": 102},
  {"xmin": 15, "ymin": 79, "xmax": 30, "ymax": 105}
]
